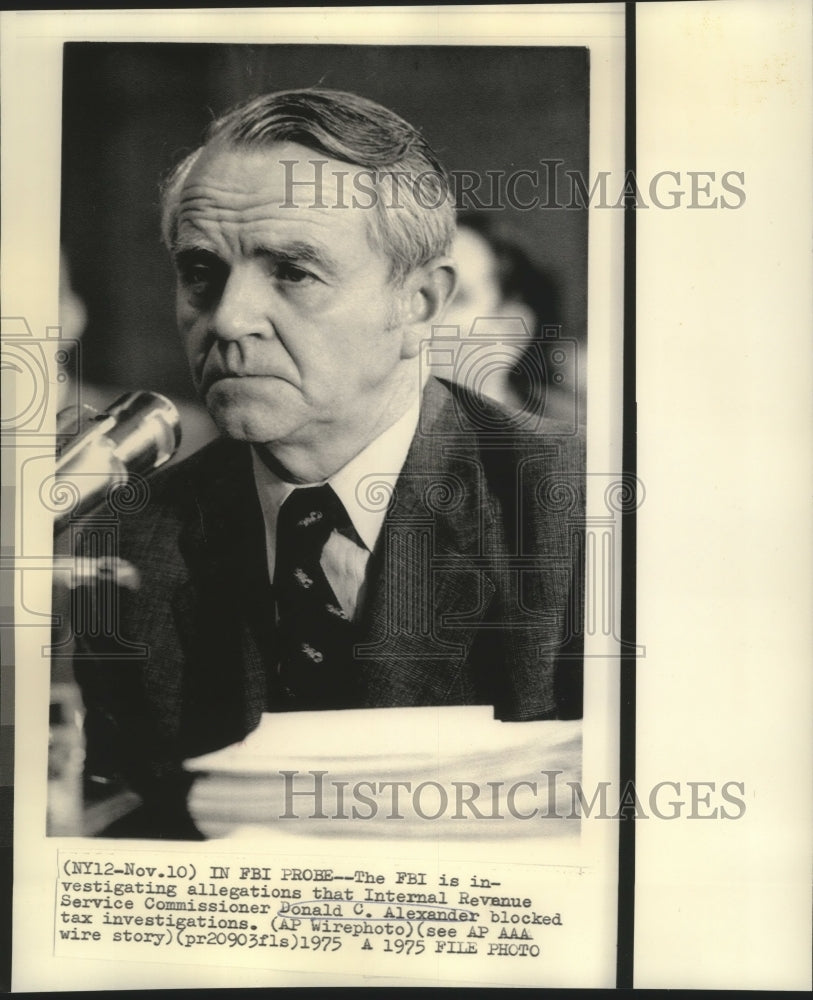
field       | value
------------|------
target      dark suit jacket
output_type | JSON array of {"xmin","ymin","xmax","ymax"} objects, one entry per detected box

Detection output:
[{"xmin": 71, "ymin": 378, "xmax": 584, "ymax": 828}]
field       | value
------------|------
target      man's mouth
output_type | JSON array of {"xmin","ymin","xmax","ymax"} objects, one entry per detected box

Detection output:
[{"xmin": 203, "ymin": 371, "xmax": 286, "ymax": 395}]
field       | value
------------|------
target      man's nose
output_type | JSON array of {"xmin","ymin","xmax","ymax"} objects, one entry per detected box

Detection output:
[{"xmin": 210, "ymin": 263, "xmax": 273, "ymax": 341}]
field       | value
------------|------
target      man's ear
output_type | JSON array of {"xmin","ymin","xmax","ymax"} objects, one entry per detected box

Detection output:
[{"xmin": 398, "ymin": 257, "xmax": 458, "ymax": 360}]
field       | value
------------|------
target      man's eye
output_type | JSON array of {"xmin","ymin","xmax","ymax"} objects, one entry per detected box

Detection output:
[
  {"xmin": 276, "ymin": 262, "xmax": 314, "ymax": 284},
  {"xmin": 182, "ymin": 265, "xmax": 215, "ymax": 290},
  {"xmin": 175, "ymin": 253, "xmax": 225, "ymax": 300}
]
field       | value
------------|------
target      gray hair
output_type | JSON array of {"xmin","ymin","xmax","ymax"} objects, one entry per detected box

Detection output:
[{"xmin": 160, "ymin": 88, "xmax": 456, "ymax": 282}]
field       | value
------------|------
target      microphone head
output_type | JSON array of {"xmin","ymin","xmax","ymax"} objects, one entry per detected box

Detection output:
[
  {"xmin": 54, "ymin": 390, "xmax": 183, "ymax": 528},
  {"xmin": 102, "ymin": 391, "xmax": 182, "ymax": 475}
]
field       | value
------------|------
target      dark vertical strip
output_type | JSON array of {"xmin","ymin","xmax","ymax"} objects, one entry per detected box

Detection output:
[
  {"xmin": 0, "ymin": 438, "xmax": 15, "ymax": 993},
  {"xmin": 616, "ymin": 1, "xmax": 638, "ymax": 990}
]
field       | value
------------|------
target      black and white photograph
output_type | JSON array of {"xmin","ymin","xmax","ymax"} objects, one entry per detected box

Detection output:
[
  {"xmin": 9, "ymin": 9, "xmax": 625, "ymax": 988},
  {"xmin": 1, "ymin": 2, "xmax": 810, "ymax": 992},
  {"xmin": 48, "ymin": 40, "xmax": 593, "ymax": 843}
]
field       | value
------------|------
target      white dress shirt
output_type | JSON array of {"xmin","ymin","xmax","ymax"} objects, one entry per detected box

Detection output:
[{"xmin": 251, "ymin": 402, "xmax": 420, "ymax": 621}]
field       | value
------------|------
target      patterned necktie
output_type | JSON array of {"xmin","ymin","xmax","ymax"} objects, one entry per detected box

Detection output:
[{"xmin": 271, "ymin": 485, "xmax": 359, "ymax": 709}]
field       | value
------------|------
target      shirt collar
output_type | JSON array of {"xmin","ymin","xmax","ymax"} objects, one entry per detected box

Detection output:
[{"xmin": 251, "ymin": 400, "xmax": 420, "ymax": 554}]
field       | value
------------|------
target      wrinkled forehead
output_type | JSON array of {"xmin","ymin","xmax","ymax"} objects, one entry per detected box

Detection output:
[
  {"xmin": 175, "ymin": 141, "xmax": 393, "ymax": 267},
  {"xmin": 180, "ymin": 140, "xmax": 373, "ymax": 216}
]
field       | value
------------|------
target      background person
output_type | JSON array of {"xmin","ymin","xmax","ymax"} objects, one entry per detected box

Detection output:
[{"xmin": 438, "ymin": 213, "xmax": 578, "ymax": 427}]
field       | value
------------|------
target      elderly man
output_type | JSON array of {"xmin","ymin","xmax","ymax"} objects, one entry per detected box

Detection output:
[{"xmin": 71, "ymin": 89, "xmax": 584, "ymax": 836}]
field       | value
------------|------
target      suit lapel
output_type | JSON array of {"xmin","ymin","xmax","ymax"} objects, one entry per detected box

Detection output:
[
  {"xmin": 169, "ymin": 380, "xmax": 502, "ymax": 723},
  {"xmin": 356, "ymin": 379, "xmax": 497, "ymax": 707}
]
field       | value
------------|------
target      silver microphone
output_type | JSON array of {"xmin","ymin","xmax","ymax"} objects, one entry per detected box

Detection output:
[{"xmin": 54, "ymin": 391, "xmax": 181, "ymax": 528}]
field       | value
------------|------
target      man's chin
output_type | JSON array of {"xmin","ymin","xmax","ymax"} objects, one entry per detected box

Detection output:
[{"xmin": 204, "ymin": 381, "xmax": 297, "ymax": 444}]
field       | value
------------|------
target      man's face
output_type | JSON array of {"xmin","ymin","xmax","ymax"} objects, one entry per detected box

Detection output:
[{"xmin": 172, "ymin": 143, "xmax": 416, "ymax": 456}]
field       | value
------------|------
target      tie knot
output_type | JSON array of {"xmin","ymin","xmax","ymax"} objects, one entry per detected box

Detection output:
[{"xmin": 277, "ymin": 484, "xmax": 346, "ymax": 544}]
